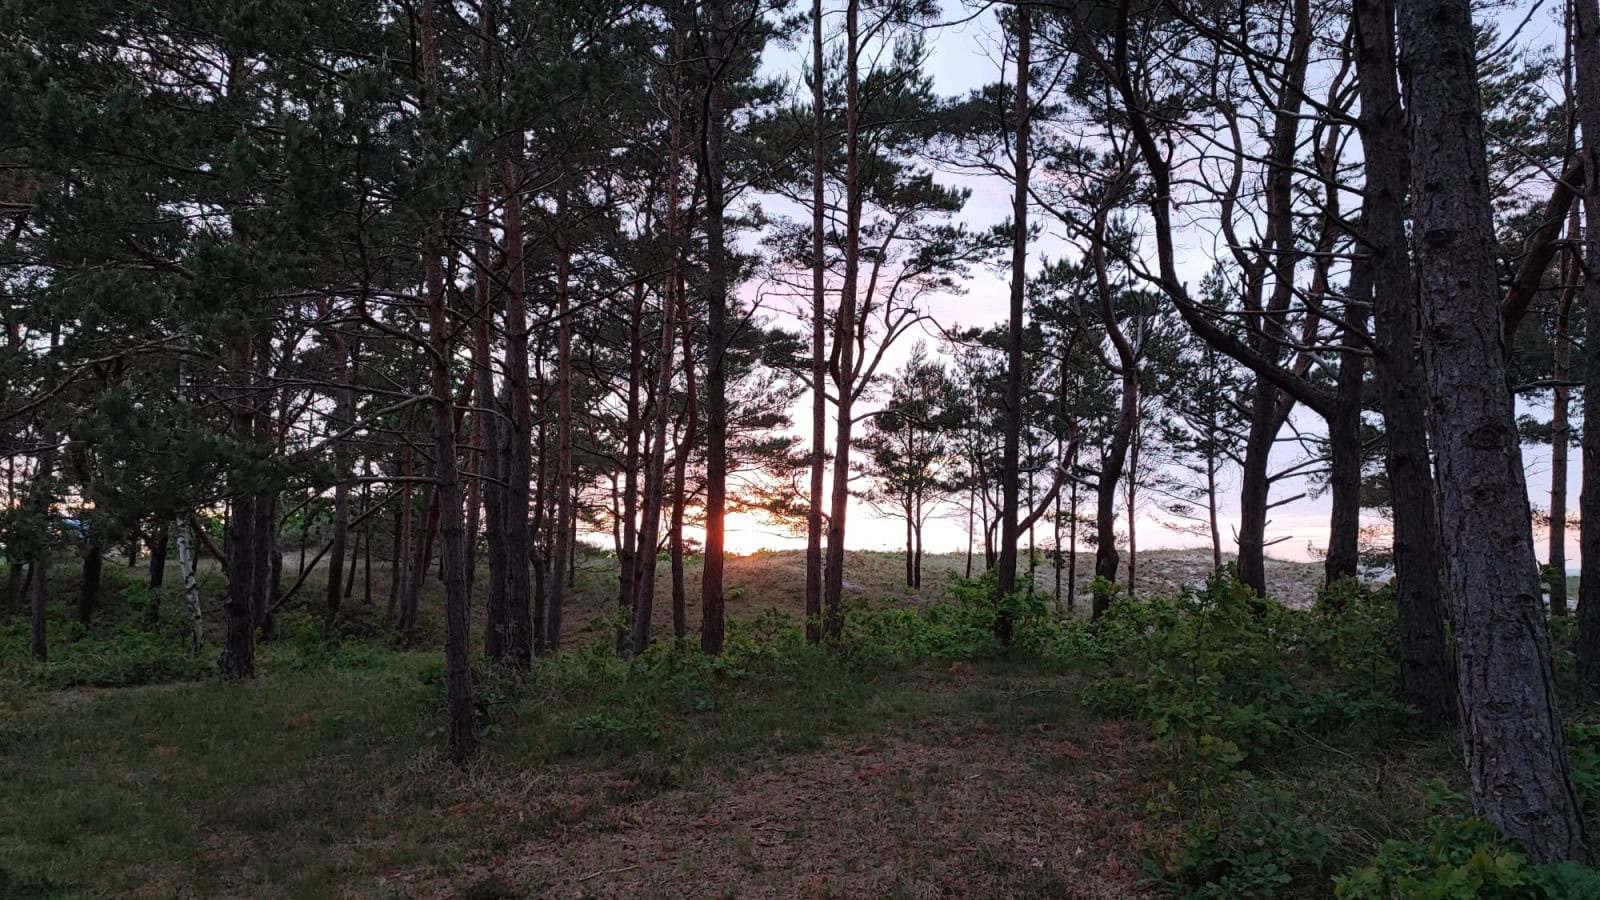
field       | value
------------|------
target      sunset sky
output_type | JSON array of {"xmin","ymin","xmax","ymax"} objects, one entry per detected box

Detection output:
[{"xmin": 710, "ymin": 2, "xmax": 1579, "ymax": 567}]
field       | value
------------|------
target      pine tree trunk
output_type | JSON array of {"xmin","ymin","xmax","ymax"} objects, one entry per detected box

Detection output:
[
  {"xmin": 1236, "ymin": 407, "xmax": 1274, "ymax": 596},
  {"xmin": 530, "ymin": 368, "xmax": 549, "ymax": 652},
  {"xmin": 324, "ymin": 334, "xmax": 354, "ymax": 635},
  {"xmin": 399, "ymin": 488, "xmax": 438, "ymax": 636},
  {"xmin": 700, "ymin": 0, "xmax": 733, "ymax": 656},
  {"xmin": 1400, "ymin": 0, "xmax": 1588, "ymax": 860},
  {"xmin": 1354, "ymin": 0, "xmax": 1454, "ymax": 726},
  {"xmin": 30, "ymin": 557, "xmax": 47, "ymax": 662},
  {"xmin": 77, "ymin": 536, "xmax": 102, "ymax": 626},
  {"xmin": 1126, "ymin": 427, "xmax": 1138, "ymax": 600},
  {"xmin": 1092, "ymin": 212, "xmax": 1137, "ymax": 618},
  {"xmin": 1053, "ymin": 480, "xmax": 1062, "ymax": 606},
  {"xmin": 965, "ymin": 483, "xmax": 975, "ymax": 579},
  {"xmin": 475, "ymin": 180, "xmax": 511, "ymax": 658},
  {"xmin": 546, "ymin": 239, "xmax": 575, "ymax": 654},
  {"xmin": 1570, "ymin": 0, "xmax": 1600, "ymax": 698},
  {"xmin": 1067, "ymin": 459, "xmax": 1078, "ymax": 610},
  {"xmin": 805, "ymin": 0, "xmax": 828, "ymax": 645},
  {"xmin": 913, "ymin": 503, "xmax": 924, "ymax": 588},
  {"xmin": 220, "ymin": 338, "xmax": 258, "ymax": 679},
  {"xmin": 363, "ymin": 482, "xmax": 374, "ymax": 606},
  {"xmin": 632, "ymin": 45, "xmax": 686, "ymax": 657},
  {"xmin": 6, "ymin": 561, "xmax": 23, "ymax": 613},
  {"xmin": 619, "ymin": 283, "xmax": 645, "ymax": 654},
  {"xmin": 994, "ymin": 3, "xmax": 1030, "ymax": 643},
  {"xmin": 500, "ymin": 156, "xmax": 534, "ymax": 666},
  {"xmin": 630, "ymin": 284, "xmax": 678, "ymax": 656},
  {"xmin": 1548, "ymin": 199, "xmax": 1578, "ymax": 617},
  {"xmin": 820, "ymin": 0, "xmax": 864, "ymax": 643},
  {"xmin": 390, "ymin": 446, "xmax": 413, "ymax": 626},
  {"xmin": 420, "ymin": 0, "xmax": 476, "ymax": 764},
  {"xmin": 905, "ymin": 513, "xmax": 915, "ymax": 587},
  {"xmin": 671, "ymin": 275, "xmax": 696, "ymax": 641},
  {"xmin": 28, "ymin": 438, "xmax": 58, "ymax": 662},
  {"xmin": 148, "ymin": 525, "xmax": 168, "ymax": 589},
  {"xmin": 1206, "ymin": 449, "xmax": 1221, "ymax": 569},
  {"xmin": 1325, "ymin": 272, "xmax": 1368, "ymax": 588},
  {"xmin": 345, "ymin": 520, "xmax": 359, "ymax": 601}
]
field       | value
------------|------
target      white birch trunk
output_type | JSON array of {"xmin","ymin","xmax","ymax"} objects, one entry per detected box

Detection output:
[{"xmin": 176, "ymin": 519, "xmax": 202, "ymax": 653}]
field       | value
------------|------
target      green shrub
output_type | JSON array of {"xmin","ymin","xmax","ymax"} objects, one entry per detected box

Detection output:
[
  {"xmin": 45, "ymin": 625, "xmax": 211, "ymax": 687},
  {"xmin": 1562, "ymin": 722, "xmax": 1600, "ymax": 814},
  {"xmin": 1334, "ymin": 784, "xmax": 1600, "ymax": 899},
  {"xmin": 1082, "ymin": 570, "xmax": 1410, "ymax": 761},
  {"xmin": 1152, "ymin": 780, "xmax": 1336, "ymax": 899}
]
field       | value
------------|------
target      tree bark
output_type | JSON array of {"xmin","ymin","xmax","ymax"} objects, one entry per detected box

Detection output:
[
  {"xmin": 1399, "ymin": 0, "xmax": 1588, "ymax": 860},
  {"xmin": 177, "ymin": 518, "xmax": 202, "ymax": 653},
  {"xmin": 324, "ymin": 330, "xmax": 355, "ymax": 636},
  {"xmin": 219, "ymin": 338, "xmax": 259, "ymax": 679},
  {"xmin": 700, "ymin": 0, "xmax": 731, "ymax": 655},
  {"xmin": 420, "ymin": 0, "xmax": 476, "ymax": 764},
  {"xmin": 670, "ymin": 273, "xmax": 696, "ymax": 641},
  {"xmin": 475, "ymin": 176, "xmax": 511, "ymax": 661},
  {"xmin": 994, "ymin": 4, "xmax": 1031, "ymax": 644},
  {"xmin": 500, "ymin": 155, "xmax": 534, "ymax": 666},
  {"xmin": 30, "ymin": 556, "xmax": 47, "ymax": 662},
  {"xmin": 546, "ymin": 239, "xmax": 575, "ymax": 654},
  {"xmin": 619, "ymin": 282, "xmax": 645, "ymax": 654},
  {"xmin": 1325, "ymin": 273, "xmax": 1368, "ymax": 588},
  {"xmin": 1092, "ymin": 211, "xmax": 1137, "ymax": 618},
  {"xmin": 822, "ymin": 0, "xmax": 862, "ymax": 644},
  {"xmin": 805, "ymin": 0, "xmax": 828, "ymax": 644},
  {"xmin": 630, "ymin": 283, "xmax": 679, "ymax": 656},
  {"xmin": 1570, "ymin": 0, "xmax": 1600, "ymax": 699},
  {"xmin": 77, "ymin": 535, "xmax": 103, "ymax": 626},
  {"xmin": 1126, "ymin": 426, "xmax": 1138, "ymax": 600},
  {"xmin": 631, "ymin": 38, "xmax": 686, "ymax": 657},
  {"xmin": 389, "ymin": 445, "xmax": 413, "ymax": 627},
  {"xmin": 1067, "ymin": 452, "xmax": 1079, "ymax": 609},
  {"xmin": 1206, "ymin": 447, "xmax": 1222, "ymax": 570},
  {"xmin": 27, "ymin": 438, "xmax": 58, "ymax": 662},
  {"xmin": 148, "ymin": 525, "xmax": 168, "ymax": 589},
  {"xmin": 1549, "ymin": 233, "xmax": 1576, "ymax": 616}
]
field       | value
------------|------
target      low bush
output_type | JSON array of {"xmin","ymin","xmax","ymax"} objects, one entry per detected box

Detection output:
[
  {"xmin": 1082, "ymin": 571, "xmax": 1412, "ymax": 762},
  {"xmin": 1151, "ymin": 779, "xmax": 1337, "ymax": 899},
  {"xmin": 1335, "ymin": 784, "xmax": 1600, "ymax": 899}
]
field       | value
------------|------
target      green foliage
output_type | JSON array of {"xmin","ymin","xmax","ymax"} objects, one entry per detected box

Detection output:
[
  {"xmin": 1334, "ymin": 785, "xmax": 1600, "ymax": 899},
  {"xmin": 832, "ymin": 569, "xmax": 1084, "ymax": 666},
  {"xmin": 1152, "ymin": 781, "xmax": 1336, "ymax": 899},
  {"xmin": 1082, "ymin": 571, "xmax": 1411, "ymax": 761},
  {"xmin": 1561, "ymin": 722, "xmax": 1600, "ymax": 814},
  {"xmin": 0, "ymin": 577, "xmax": 210, "ymax": 688},
  {"xmin": 41, "ymin": 625, "xmax": 210, "ymax": 688},
  {"xmin": 258, "ymin": 612, "xmax": 405, "ymax": 673},
  {"xmin": 570, "ymin": 710, "xmax": 662, "ymax": 744}
]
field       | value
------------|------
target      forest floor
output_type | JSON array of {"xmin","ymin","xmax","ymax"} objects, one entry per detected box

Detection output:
[
  {"xmin": 1, "ymin": 548, "xmax": 1456, "ymax": 899},
  {"xmin": 0, "ymin": 647, "xmax": 1185, "ymax": 899}
]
